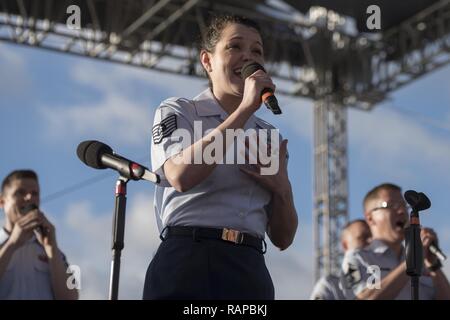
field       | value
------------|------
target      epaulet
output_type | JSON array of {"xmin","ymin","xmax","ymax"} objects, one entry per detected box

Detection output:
[
  {"xmin": 255, "ymin": 117, "xmax": 276, "ymax": 129},
  {"xmin": 161, "ymin": 97, "xmax": 192, "ymax": 105},
  {"xmin": 158, "ymin": 97, "xmax": 196, "ymax": 114}
]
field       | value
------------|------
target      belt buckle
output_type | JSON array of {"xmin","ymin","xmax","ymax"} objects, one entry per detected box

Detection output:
[{"xmin": 222, "ymin": 228, "xmax": 243, "ymax": 244}]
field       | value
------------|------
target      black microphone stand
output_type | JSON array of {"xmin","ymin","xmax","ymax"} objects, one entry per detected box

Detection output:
[
  {"xmin": 404, "ymin": 190, "xmax": 431, "ymax": 300},
  {"xmin": 77, "ymin": 140, "xmax": 161, "ymax": 300},
  {"xmin": 405, "ymin": 208, "xmax": 423, "ymax": 300},
  {"xmin": 108, "ymin": 166, "xmax": 159, "ymax": 300},
  {"xmin": 109, "ymin": 176, "xmax": 129, "ymax": 300}
]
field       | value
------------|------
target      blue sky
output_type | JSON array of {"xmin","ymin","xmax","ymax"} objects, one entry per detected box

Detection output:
[{"xmin": 1, "ymin": 41, "xmax": 449, "ymax": 299}]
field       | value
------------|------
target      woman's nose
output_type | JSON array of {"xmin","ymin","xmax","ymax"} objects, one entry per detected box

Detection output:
[{"xmin": 241, "ymin": 49, "xmax": 252, "ymax": 62}]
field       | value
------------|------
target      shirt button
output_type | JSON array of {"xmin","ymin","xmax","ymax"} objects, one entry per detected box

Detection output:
[{"xmin": 239, "ymin": 212, "xmax": 245, "ymax": 218}]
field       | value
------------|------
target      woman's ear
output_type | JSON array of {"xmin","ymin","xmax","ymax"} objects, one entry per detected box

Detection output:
[{"xmin": 200, "ymin": 50, "xmax": 212, "ymax": 73}]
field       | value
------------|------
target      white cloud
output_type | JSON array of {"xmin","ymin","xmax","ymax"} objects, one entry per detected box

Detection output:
[
  {"xmin": 40, "ymin": 93, "xmax": 151, "ymax": 145},
  {"xmin": 276, "ymin": 96, "xmax": 313, "ymax": 140},
  {"xmin": 70, "ymin": 60, "xmax": 206, "ymax": 98},
  {"xmin": 38, "ymin": 60, "xmax": 206, "ymax": 145},
  {"xmin": 349, "ymin": 107, "xmax": 450, "ymax": 180},
  {"xmin": 277, "ymin": 93, "xmax": 450, "ymax": 183},
  {"xmin": 266, "ymin": 223, "xmax": 315, "ymax": 299},
  {"xmin": 0, "ymin": 43, "xmax": 30, "ymax": 99},
  {"xmin": 278, "ymin": 94, "xmax": 450, "ymax": 182},
  {"xmin": 57, "ymin": 193, "xmax": 160, "ymax": 299}
]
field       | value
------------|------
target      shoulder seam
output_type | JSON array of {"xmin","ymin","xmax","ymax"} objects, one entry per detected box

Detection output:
[
  {"xmin": 161, "ymin": 97, "xmax": 193, "ymax": 104},
  {"xmin": 255, "ymin": 117, "xmax": 276, "ymax": 129}
]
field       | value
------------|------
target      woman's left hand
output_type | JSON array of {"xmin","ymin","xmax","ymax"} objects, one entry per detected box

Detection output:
[{"xmin": 239, "ymin": 139, "xmax": 291, "ymax": 196}]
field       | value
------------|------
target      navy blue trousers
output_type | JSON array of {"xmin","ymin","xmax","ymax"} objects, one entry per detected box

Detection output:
[{"xmin": 142, "ymin": 236, "xmax": 274, "ymax": 300}]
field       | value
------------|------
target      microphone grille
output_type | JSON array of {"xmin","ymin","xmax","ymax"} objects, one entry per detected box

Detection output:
[
  {"xmin": 77, "ymin": 140, "xmax": 112, "ymax": 169},
  {"xmin": 404, "ymin": 190, "xmax": 419, "ymax": 206},
  {"xmin": 418, "ymin": 192, "xmax": 431, "ymax": 210},
  {"xmin": 241, "ymin": 61, "xmax": 266, "ymax": 79},
  {"xmin": 404, "ymin": 190, "xmax": 431, "ymax": 211}
]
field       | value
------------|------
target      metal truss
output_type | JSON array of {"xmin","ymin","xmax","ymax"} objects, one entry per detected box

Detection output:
[
  {"xmin": 313, "ymin": 97, "xmax": 349, "ymax": 280},
  {"xmin": 1, "ymin": 0, "xmax": 448, "ymax": 108}
]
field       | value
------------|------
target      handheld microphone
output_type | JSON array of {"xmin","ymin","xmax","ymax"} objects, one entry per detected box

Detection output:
[
  {"xmin": 430, "ymin": 243, "xmax": 447, "ymax": 262},
  {"xmin": 20, "ymin": 204, "xmax": 46, "ymax": 238},
  {"xmin": 241, "ymin": 61, "xmax": 282, "ymax": 115},
  {"xmin": 77, "ymin": 140, "xmax": 160, "ymax": 184}
]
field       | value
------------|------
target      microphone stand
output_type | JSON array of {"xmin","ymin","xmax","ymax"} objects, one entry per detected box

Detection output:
[
  {"xmin": 109, "ymin": 176, "xmax": 129, "ymax": 300},
  {"xmin": 405, "ymin": 208, "xmax": 423, "ymax": 300},
  {"xmin": 77, "ymin": 140, "xmax": 161, "ymax": 299},
  {"xmin": 108, "ymin": 168, "xmax": 160, "ymax": 300}
]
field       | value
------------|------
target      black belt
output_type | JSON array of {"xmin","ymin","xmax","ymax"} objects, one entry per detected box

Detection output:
[{"xmin": 161, "ymin": 226, "xmax": 266, "ymax": 254}]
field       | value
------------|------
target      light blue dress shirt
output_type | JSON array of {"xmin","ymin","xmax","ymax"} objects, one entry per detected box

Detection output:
[{"xmin": 151, "ymin": 88, "xmax": 283, "ymax": 238}]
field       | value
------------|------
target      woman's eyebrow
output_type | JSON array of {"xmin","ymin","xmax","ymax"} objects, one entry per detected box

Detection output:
[{"xmin": 229, "ymin": 35, "xmax": 262, "ymax": 46}]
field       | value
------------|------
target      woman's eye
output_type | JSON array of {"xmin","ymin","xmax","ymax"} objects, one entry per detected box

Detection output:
[
  {"xmin": 227, "ymin": 44, "xmax": 240, "ymax": 50},
  {"xmin": 253, "ymin": 50, "xmax": 262, "ymax": 55}
]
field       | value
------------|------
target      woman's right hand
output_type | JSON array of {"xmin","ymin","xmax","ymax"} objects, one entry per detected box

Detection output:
[{"xmin": 238, "ymin": 69, "xmax": 276, "ymax": 114}]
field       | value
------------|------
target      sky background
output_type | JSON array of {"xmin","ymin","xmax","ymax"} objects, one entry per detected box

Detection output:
[{"xmin": 1, "ymin": 30, "xmax": 449, "ymax": 299}]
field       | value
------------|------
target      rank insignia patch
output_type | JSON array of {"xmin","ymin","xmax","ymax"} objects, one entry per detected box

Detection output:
[
  {"xmin": 152, "ymin": 114, "xmax": 177, "ymax": 144},
  {"xmin": 343, "ymin": 263, "xmax": 361, "ymax": 289}
]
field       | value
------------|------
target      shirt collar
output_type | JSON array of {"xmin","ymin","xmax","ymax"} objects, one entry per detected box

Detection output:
[
  {"xmin": 193, "ymin": 88, "xmax": 228, "ymax": 120},
  {"xmin": 254, "ymin": 117, "xmax": 274, "ymax": 130},
  {"xmin": 368, "ymin": 239, "xmax": 390, "ymax": 254},
  {"xmin": 192, "ymin": 88, "xmax": 271, "ymax": 130},
  {"xmin": 369, "ymin": 238, "xmax": 405, "ymax": 258},
  {"xmin": 0, "ymin": 226, "xmax": 38, "ymax": 245}
]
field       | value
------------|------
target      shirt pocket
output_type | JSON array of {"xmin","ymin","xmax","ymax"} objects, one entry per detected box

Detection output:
[{"xmin": 33, "ymin": 255, "xmax": 50, "ymax": 274}]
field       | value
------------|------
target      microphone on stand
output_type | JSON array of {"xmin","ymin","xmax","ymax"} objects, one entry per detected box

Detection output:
[
  {"xmin": 76, "ymin": 139, "xmax": 160, "ymax": 300},
  {"xmin": 404, "ymin": 190, "xmax": 446, "ymax": 262},
  {"xmin": 77, "ymin": 140, "xmax": 160, "ymax": 183}
]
